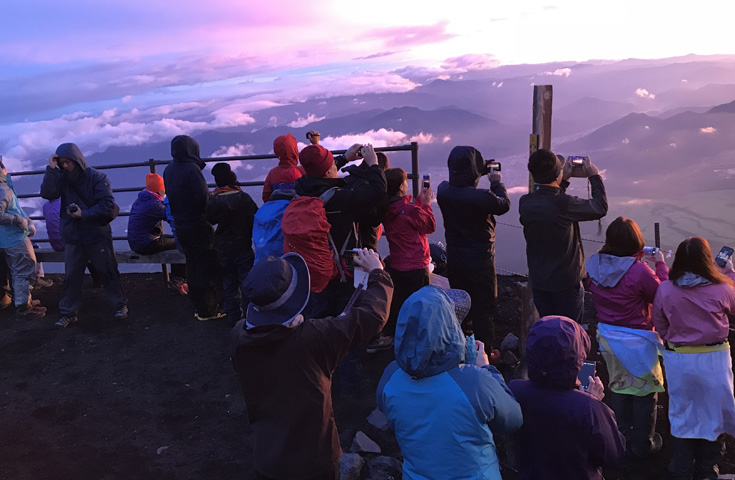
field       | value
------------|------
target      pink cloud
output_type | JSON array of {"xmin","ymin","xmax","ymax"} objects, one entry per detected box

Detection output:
[{"xmin": 367, "ymin": 22, "xmax": 455, "ymax": 48}]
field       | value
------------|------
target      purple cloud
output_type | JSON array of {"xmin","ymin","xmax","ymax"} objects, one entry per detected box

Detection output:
[{"xmin": 366, "ymin": 22, "xmax": 455, "ymax": 48}]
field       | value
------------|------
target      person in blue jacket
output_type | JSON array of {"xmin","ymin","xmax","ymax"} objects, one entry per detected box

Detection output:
[
  {"xmin": 127, "ymin": 173, "xmax": 176, "ymax": 254},
  {"xmin": 40, "ymin": 143, "xmax": 127, "ymax": 327},
  {"xmin": 509, "ymin": 316, "xmax": 625, "ymax": 480},
  {"xmin": 376, "ymin": 286, "xmax": 523, "ymax": 480}
]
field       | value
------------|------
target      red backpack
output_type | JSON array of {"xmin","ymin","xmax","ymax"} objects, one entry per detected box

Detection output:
[{"xmin": 282, "ymin": 188, "xmax": 355, "ymax": 293}]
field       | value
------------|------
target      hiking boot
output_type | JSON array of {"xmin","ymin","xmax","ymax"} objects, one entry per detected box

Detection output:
[
  {"xmin": 366, "ymin": 335, "xmax": 394, "ymax": 354},
  {"xmin": 34, "ymin": 277, "xmax": 54, "ymax": 289},
  {"xmin": 55, "ymin": 315, "xmax": 78, "ymax": 327},
  {"xmin": 16, "ymin": 303, "xmax": 47, "ymax": 318},
  {"xmin": 113, "ymin": 306, "xmax": 128, "ymax": 320},
  {"xmin": 194, "ymin": 311, "xmax": 227, "ymax": 322},
  {"xmin": 0, "ymin": 293, "xmax": 11, "ymax": 310}
]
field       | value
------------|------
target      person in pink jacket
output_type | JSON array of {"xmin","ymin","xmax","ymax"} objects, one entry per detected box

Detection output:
[
  {"xmin": 653, "ymin": 236, "xmax": 735, "ymax": 480},
  {"xmin": 381, "ymin": 167, "xmax": 435, "ymax": 342},
  {"xmin": 586, "ymin": 217, "xmax": 668, "ymax": 459},
  {"xmin": 262, "ymin": 133, "xmax": 305, "ymax": 203}
]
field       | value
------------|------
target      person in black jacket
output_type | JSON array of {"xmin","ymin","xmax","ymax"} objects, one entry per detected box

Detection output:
[
  {"xmin": 519, "ymin": 149, "xmax": 608, "ymax": 322},
  {"xmin": 207, "ymin": 163, "xmax": 258, "ymax": 323},
  {"xmin": 437, "ymin": 146, "xmax": 509, "ymax": 345},
  {"xmin": 40, "ymin": 143, "xmax": 127, "ymax": 327},
  {"xmin": 163, "ymin": 135, "xmax": 223, "ymax": 321}
]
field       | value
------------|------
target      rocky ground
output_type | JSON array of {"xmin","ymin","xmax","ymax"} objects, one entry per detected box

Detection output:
[{"xmin": 1, "ymin": 272, "xmax": 734, "ymax": 480}]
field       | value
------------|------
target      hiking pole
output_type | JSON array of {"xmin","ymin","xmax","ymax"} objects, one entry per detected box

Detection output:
[{"xmin": 655, "ymin": 223, "xmax": 660, "ymax": 249}]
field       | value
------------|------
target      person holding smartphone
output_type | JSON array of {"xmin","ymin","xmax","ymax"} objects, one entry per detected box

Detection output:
[
  {"xmin": 653, "ymin": 237, "xmax": 735, "ymax": 479},
  {"xmin": 585, "ymin": 217, "xmax": 668, "ymax": 458}
]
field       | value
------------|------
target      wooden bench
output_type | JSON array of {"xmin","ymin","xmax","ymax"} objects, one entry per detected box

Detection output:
[{"xmin": 35, "ymin": 248, "xmax": 186, "ymax": 284}]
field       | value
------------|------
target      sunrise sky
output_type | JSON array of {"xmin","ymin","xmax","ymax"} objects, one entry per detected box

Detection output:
[{"xmin": 2, "ymin": 0, "xmax": 735, "ymax": 169}]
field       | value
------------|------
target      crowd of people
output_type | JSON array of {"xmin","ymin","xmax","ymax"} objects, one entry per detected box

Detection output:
[{"xmin": 1, "ymin": 134, "xmax": 735, "ymax": 480}]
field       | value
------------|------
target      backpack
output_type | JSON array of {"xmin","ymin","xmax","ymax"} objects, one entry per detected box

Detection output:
[
  {"xmin": 282, "ymin": 188, "xmax": 357, "ymax": 293},
  {"xmin": 253, "ymin": 199, "xmax": 291, "ymax": 265}
]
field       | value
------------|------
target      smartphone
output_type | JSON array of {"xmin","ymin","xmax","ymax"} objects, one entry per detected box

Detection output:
[
  {"xmin": 345, "ymin": 248, "xmax": 361, "ymax": 267},
  {"xmin": 643, "ymin": 246, "xmax": 659, "ymax": 256},
  {"xmin": 578, "ymin": 361, "xmax": 596, "ymax": 391},
  {"xmin": 569, "ymin": 155, "xmax": 586, "ymax": 166},
  {"xmin": 422, "ymin": 174, "xmax": 430, "ymax": 189},
  {"xmin": 486, "ymin": 160, "xmax": 501, "ymax": 172},
  {"xmin": 715, "ymin": 246, "xmax": 734, "ymax": 267}
]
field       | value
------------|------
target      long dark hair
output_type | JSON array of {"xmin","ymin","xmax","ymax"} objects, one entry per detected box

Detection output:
[
  {"xmin": 669, "ymin": 236, "xmax": 733, "ymax": 286},
  {"xmin": 599, "ymin": 217, "xmax": 645, "ymax": 257}
]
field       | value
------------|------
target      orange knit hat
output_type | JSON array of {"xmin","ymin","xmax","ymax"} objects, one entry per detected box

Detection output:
[{"xmin": 145, "ymin": 173, "xmax": 165, "ymax": 193}]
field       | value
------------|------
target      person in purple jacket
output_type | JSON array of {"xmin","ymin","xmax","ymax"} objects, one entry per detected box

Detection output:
[
  {"xmin": 653, "ymin": 237, "xmax": 735, "ymax": 480},
  {"xmin": 585, "ymin": 217, "xmax": 667, "ymax": 458},
  {"xmin": 509, "ymin": 316, "xmax": 625, "ymax": 480}
]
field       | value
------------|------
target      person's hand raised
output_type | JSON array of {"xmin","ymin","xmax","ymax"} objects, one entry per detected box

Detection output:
[
  {"xmin": 352, "ymin": 248, "xmax": 383, "ymax": 272},
  {"xmin": 361, "ymin": 144, "xmax": 378, "ymax": 167},
  {"xmin": 345, "ymin": 144, "xmax": 363, "ymax": 162},
  {"xmin": 418, "ymin": 186, "xmax": 432, "ymax": 205},
  {"xmin": 582, "ymin": 376, "xmax": 605, "ymax": 401}
]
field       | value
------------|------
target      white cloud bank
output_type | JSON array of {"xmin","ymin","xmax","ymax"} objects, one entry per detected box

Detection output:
[{"xmin": 635, "ymin": 88, "xmax": 655, "ymax": 99}]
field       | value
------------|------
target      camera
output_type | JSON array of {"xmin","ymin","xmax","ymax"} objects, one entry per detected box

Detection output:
[
  {"xmin": 643, "ymin": 246, "xmax": 659, "ymax": 256},
  {"xmin": 568, "ymin": 155, "xmax": 588, "ymax": 178},
  {"xmin": 66, "ymin": 203, "xmax": 79, "ymax": 215},
  {"xmin": 483, "ymin": 159, "xmax": 501, "ymax": 174},
  {"xmin": 423, "ymin": 174, "xmax": 430, "ymax": 189}
]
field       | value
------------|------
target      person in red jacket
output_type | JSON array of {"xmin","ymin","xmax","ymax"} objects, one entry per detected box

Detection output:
[
  {"xmin": 380, "ymin": 167, "xmax": 435, "ymax": 345},
  {"xmin": 262, "ymin": 133, "xmax": 305, "ymax": 202}
]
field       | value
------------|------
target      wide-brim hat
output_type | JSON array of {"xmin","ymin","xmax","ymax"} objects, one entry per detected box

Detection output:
[
  {"xmin": 443, "ymin": 288, "xmax": 471, "ymax": 324},
  {"xmin": 244, "ymin": 253, "xmax": 310, "ymax": 327}
]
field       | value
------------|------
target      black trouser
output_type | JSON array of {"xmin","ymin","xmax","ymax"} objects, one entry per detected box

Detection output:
[
  {"xmin": 532, "ymin": 281, "xmax": 585, "ymax": 323},
  {"xmin": 176, "ymin": 225, "xmax": 222, "ymax": 317},
  {"xmin": 668, "ymin": 437, "xmax": 724, "ymax": 480},
  {"xmin": 608, "ymin": 392, "xmax": 658, "ymax": 458},
  {"xmin": 385, "ymin": 266, "xmax": 430, "ymax": 337},
  {"xmin": 59, "ymin": 239, "xmax": 127, "ymax": 316},
  {"xmin": 447, "ymin": 244, "xmax": 496, "ymax": 345},
  {"xmin": 218, "ymin": 250, "xmax": 254, "ymax": 322}
]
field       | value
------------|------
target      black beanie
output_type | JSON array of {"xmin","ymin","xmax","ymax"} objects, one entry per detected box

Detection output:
[
  {"xmin": 528, "ymin": 149, "xmax": 562, "ymax": 184},
  {"xmin": 211, "ymin": 162, "xmax": 238, "ymax": 188}
]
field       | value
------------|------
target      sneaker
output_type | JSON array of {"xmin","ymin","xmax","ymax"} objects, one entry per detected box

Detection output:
[
  {"xmin": 194, "ymin": 311, "xmax": 227, "ymax": 322},
  {"xmin": 55, "ymin": 315, "xmax": 78, "ymax": 327},
  {"xmin": 34, "ymin": 277, "xmax": 54, "ymax": 289},
  {"xmin": 16, "ymin": 303, "xmax": 47, "ymax": 318},
  {"xmin": 113, "ymin": 306, "xmax": 129, "ymax": 320},
  {"xmin": 366, "ymin": 335, "xmax": 394, "ymax": 354}
]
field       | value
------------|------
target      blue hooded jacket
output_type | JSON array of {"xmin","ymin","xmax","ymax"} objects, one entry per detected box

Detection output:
[
  {"xmin": 509, "ymin": 316, "xmax": 625, "ymax": 480},
  {"xmin": 40, "ymin": 143, "xmax": 118, "ymax": 246},
  {"xmin": 377, "ymin": 286, "xmax": 523, "ymax": 480},
  {"xmin": 127, "ymin": 189, "xmax": 167, "ymax": 253},
  {"xmin": 0, "ymin": 171, "xmax": 32, "ymax": 248}
]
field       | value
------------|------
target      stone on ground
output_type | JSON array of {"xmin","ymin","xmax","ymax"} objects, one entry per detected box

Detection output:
[{"xmin": 350, "ymin": 431, "xmax": 381, "ymax": 454}]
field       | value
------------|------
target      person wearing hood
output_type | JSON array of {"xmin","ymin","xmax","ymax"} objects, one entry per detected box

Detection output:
[
  {"xmin": 436, "ymin": 146, "xmax": 510, "ymax": 345},
  {"xmin": 206, "ymin": 162, "xmax": 258, "ymax": 323},
  {"xmin": 652, "ymin": 236, "xmax": 735, "ymax": 480},
  {"xmin": 509, "ymin": 316, "xmax": 626, "ymax": 479},
  {"xmin": 40, "ymin": 143, "xmax": 127, "ymax": 327},
  {"xmin": 519, "ymin": 149, "xmax": 607, "ymax": 323},
  {"xmin": 230, "ymin": 249, "xmax": 392, "ymax": 479},
  {"xmin": 0, "ymin": 157, "xmax": 46, "ymax": 317},
  {"xmin": 585, "ymin": 217, "xmax": 667, "ymax": 459},
  {"xmin": 377, "ymin": 286, "xmax": 522, "ymax": 480},
  {"xmin": 262, "ymin": 133, "xmax": 306, "ymax": 203},
  {"xmin": 163, "ymin": 135, "xmax": 223, "ymax": 321}
]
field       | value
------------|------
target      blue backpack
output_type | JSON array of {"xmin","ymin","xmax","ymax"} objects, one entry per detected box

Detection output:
[{"xmin": 253, "ymin": 198, "xmax": 291, "ymax": 264}]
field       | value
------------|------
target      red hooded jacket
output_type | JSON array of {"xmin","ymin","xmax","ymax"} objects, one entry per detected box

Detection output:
[
  {"xmin": 263, "ymin": 133, "xmax": 306, "ymax": 202},
  {"xmin": 384, "ymin": 195, "xmax": 435, "ymax": 271}
]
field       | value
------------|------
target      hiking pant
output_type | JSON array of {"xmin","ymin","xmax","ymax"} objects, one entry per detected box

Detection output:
[
  {"xmin": 133, "ymin": 235, "xmax": 177, "ymax": 255},
  {"xmin": 60, "ymin": 239, "xmax": 126, "ymax": 316},
  {"xmin": 218, "ymin": 250, "xmax": 254, "ymax": 322},
  {"xmin": 609, "ymin": 392, "xmax": 658, "ymax": 458},
  {"xmin": 532, "ymin": 281, "xmax": 585, "ymax": 323},
  {"xmin": 177, "ymin": 225, "xmax": 222, "ymax": 317},
  {"xmin": 446, "ymin": 244, "xmax": 496, "ymax": 345},
  {"xmin": 384, "ymin": 266, "xmax": 430, "ymax": 337},
  {"xmin": 668, "ymin": 437, "xmax": 723, "ymax": 480},
  {"xmin": 2, "ymin": 237, "xmax": 36, "ymax": 307}
]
